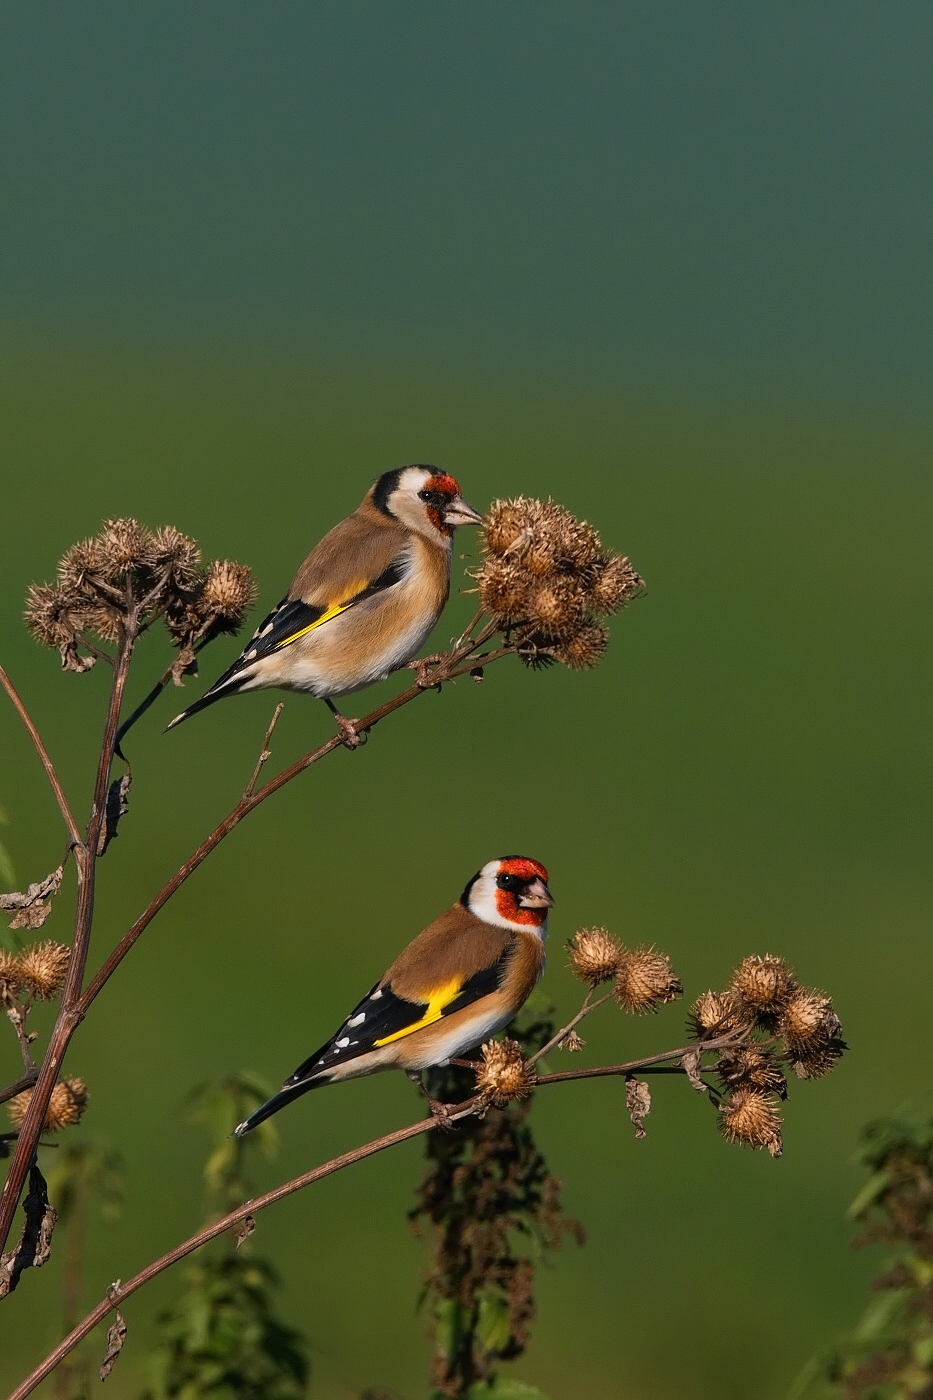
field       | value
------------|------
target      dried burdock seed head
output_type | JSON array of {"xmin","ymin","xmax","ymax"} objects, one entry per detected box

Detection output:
[
  {"xmin": 24, "ymin": 583, "xmax": 83, "ymax": 650},
  {"xmin": 717, "ymin": 1046, "xmax": 787, "ymax": 1098},
  {"xmin": 789, "ymin": 1038, "xmax": 846, "ymax": 1080},
  {"xmin": 551, "ymin": 621, "xmax": 609, "ymax": 671},
  {"xmin": 483, "ymin": 498, "xmax": 535, "ymax": 557},
  {"xmin": 7, "ymin": 1077, "xmax": 89, "ymax": 1132},
  {"xmin": 57, "ymin": 538, "xmax": 109, "ymax": 592},
  {"xmin": 96, "ymin": 518, "xmax": 157, "ymax": 582},
  {"xmin": 689, "ymin": 989, "xmax": 752, "ymax": 1040},
  {"xmin": 731, "ymin": 954, "xmax": 796, "ymax": 1016},
  {"xmin": 527, "ymin": 575, "xmax": 588, "ymax": 639},
  {"xmin": 777, "ymin": 988, "xmax": 844, "ymax": 1057},
  {"xmin": 15, "ymin": 941, "xmax": 70, "ymax": 1000},
  {"xmin": 475, "ymin": 1038, "xmax": 536, "ymax": 1106},
  {"xmin": 476, "ymin": 557, "xmax": 533, "ymax": 623},
  {"xmin": 615, "ymin": 947, "xmax": 683, "ymax": 1014},
  {"xmin": 151, "ymin": 526, "xmax": 202, "ymax": 589},
  {"xmin": 567, "ymin": 927, "xmax": 627, "ymax": 987},
  {"xmin": 719, "ymin": 1087, "xmax": 783, "ymax": 1157},
  {"xmin": 587, "ymin": 554, "xmax": 644, "ymax": 615},
  {"xmin": 0, "ymin": 949, "xmax": 22, "ymax": 991},
  {"xmin": 201, "ymin": 560, "xmax": 257, "ymax": 629},
  {"xmin": 554, "ymin": 518, "xmax": 602, "ymax": 572}
]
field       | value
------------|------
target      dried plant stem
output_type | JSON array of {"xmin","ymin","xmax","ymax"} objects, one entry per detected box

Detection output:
[
  {"xmin": 0, "ymin": 1069, "xmax": 39, "ymax": 1107},
  {"xmin": 0, "ymin": 664, "xmax": 81, "ymax": 847},
  {"xmin": 527, "ymin": 987, "xmax": 615, "ymax": 1066},
  {"xmin": 8, "ymin": 1031, "xmax": 727, "ymax": 1399},
  {"xmin": 0, "ymin": 627, "xmax": 508, "ymax": 1252},
  {"xmin": 0, "ymin": 632, "xmax": 134, "ymax": 1252},
  {"xmin": 243, "ymin": 703, "xmax": 284, "ymax": 799}
]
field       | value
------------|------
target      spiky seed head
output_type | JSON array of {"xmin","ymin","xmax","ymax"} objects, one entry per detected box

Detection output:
[
  {"xmin": 57, "ymin": 538, "xmax": 111, "ymax": 591},
  {"xmin": 689, "ymin": 989, "xmax": 752, "ymax": 1039},
  {"xmin": 202, "ymin": 560, "xmax": 257, "ymax": 626},
  {"xmin": 615, "ymin": 947, "xmax": 683, "ymax": 1014},
  {"xmin": 482, "ymin": 498, "xmax": 536, "ymax": 557},
  {"xmin": 0, "ymin": 949, "xmax": 22, "ymax": 991},
  {"xmin": 15, "ymin": 941, "xmax": 70, "ymax": 1000},
  {"xmin": 561, "ymin": 1029, "xmax": 585, "ymax": 1052},
  {"xmin": 151, "ymin": 526, "xmax": 202, "ymax": 588},
  {"xmin": 567, "ymin": 927, "xmax": 627, "ymax": 986},
  {"xmin": 475, "ymin": 1038, "xmax": 536, "ymax": 1106},
  {"xmin": 551, "ymin": 516, "xmax": 602, "ymax": 572},
  {"xmin": 587, "ymin": 554, "xmax": 644, "ymax": 615},
  {"xmin": 777, "ymin": 988, "xmax": 843, "ymax": 1055},
  {"xmin": 24, "ymin": 584, "xmax": 83, "ymax": 650},
  {"xmin": 521, "ymin": 538, "xmax": 561, "ymax": 577},
  {"xmin": 789, "ymin": 1038, "xmax": 846, "ymax": 1080},
  {"xmin": 96, "ymin": 518, "xmax": 157, "ymax": 581},
  {"xmin": 552, "ymin": 621, "xmax": 609, "ymax": 670},
  {"xmin": 719, "ymin": 1087, "xmax": 783, "ymax": 1157},
  {"xmin": 527, "ymin": 575, "xmax": 588, "ymax": 639},
  {"xmin": 476, "ymin": 557, "xmax": 532, "ymax": 622},
  {"xmin": 731, "ymin": 954, "xmax": 797, "ymax": 1015},
  {"xmin": 7, "ymin": 1077, "xmax": 89, "ymax": 1132},
  {"xmin": 717, "ymin": 1046, "xmax": 787, "ymax": 1098}
]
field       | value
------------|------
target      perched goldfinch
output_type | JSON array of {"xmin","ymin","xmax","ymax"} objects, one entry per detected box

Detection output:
[
  {"xmin": 167, "ymin": 466, "xmax": 482, "ymax": 742},
  {"xmin": 234, "ymin": 856, "xmax": 553, "ymax": 1136}
]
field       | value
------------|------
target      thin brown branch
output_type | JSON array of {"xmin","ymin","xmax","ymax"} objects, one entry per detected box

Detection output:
[
  {"xmin": 0, "ymin": 664, "xmax": 82, "ymax": 848},
  {"xmin": 527, "ymin": 987, "xmax": 615, "ymax": 1066},
  {"xmin": 78, "ymin": 636, "xmax": 515, "ymax": 1016},
  {"xmin": 2, "ymin": 992, "xmax": 36, "ymax": 1072},
  {"xmin": 8, "ymin": 1029, "xmax": 732, "ymax": 1397},
  {"xmin": 0, "ymin": 1068, "xmax": 38, "ymax": 1107},
  {"xmin": 0, "ymin": 630, "xmax": 135, "ymax": 1252},
  {"xmin": 533, "ymin": 1033, "xmax": 744, "ymax": 1086},
  {"xmin": 243, "ymin": 703, "xmax": 284, "ymax": 799}
]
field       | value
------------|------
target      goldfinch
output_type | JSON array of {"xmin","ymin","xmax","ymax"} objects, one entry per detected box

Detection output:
[
  {"xmin": 234, "ymin": 856, "xmax": 553, "ymax": 1136},
  {"xmin": 167, "ymin": 466, "xmax": 482, "ymax": 742}
]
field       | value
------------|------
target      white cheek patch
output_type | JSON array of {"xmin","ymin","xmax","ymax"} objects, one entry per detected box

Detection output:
[{"xmin": 466, "ymin": 865, "xmax": 521, "ymax": 931}]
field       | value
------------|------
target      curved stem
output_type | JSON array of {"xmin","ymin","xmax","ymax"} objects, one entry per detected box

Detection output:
[{"xmin": 0, "ymin": 664, "xmax": 82, "ymax": 848}]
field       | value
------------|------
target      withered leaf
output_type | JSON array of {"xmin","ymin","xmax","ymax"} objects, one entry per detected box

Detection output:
[
  {"xmin": 625, "ymin": 1078, "xmax": 651, "ymax": 1140},
  {"xmin": 170, "ymin": 643, "xmax": 198, "ymax": 686},
  {"xmin": 0, "ymin": 1163, "xmax": 57, "ymax": 1297},
  {"xmin": 0, "ymin": 863, "xmax": 65, "ymax": 931},
  {"xmin": 97, "ymin": 773, "xmax": 132, "ymax": 856},
  {"xmin": 682, "ymin": 1047, "xmax": 707, "ymax": 1093},
  {"xmin": 234, "ymin": 1213, "xmax": 256, "ymax": 1248},
  {"xmin": 99, "ymin": 1309, "xmax": 127, "ymax": 1380},
  {"xmin": 60, "ymin": 640, "xmax": 96, "ymax": 674}
]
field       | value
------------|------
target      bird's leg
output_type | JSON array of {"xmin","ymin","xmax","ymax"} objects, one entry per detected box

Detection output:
[
  {"xmin": 323, "ymin": 698, "xmax": 366, "ymax": 749},
  {"xmin": 405, "ymin": 653, "xmax": 446, "ymax": 691},
  {"xmin": 406, "ymin": 1070, "xmax": 454, "ymax": 1127}
]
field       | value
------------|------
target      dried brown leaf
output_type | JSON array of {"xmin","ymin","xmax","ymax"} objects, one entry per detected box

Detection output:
[
  {"xmin": 0, "ymin": 1164, "xmax": 57, "ymax": 1297},
  {"xmin": 99, "ymin": 1309, "xmax": 127, "ymax": 1380},
  {"xmin": 625, "ymin": 1078, "xmax": 651, "ymax": 1139},
  {"xmin": 234, "ymin": 1213, "xmax": 256, "ymax": 1248},
  {"xmin": 0, "ymin": 864, "xmax": 65, "ymax": 930},
  {"xmin": 97, "ymin": 773, "xmax": 131, "ymax": 856},
  {"xmin": 682, "ymin": 1047, "xmax": 707, "ymax": 1093}
]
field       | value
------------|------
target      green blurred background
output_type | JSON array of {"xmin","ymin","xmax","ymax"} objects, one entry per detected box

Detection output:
[{"xmin": 1, "ymin": 5, "xmax": 931, "ymax": 1397}]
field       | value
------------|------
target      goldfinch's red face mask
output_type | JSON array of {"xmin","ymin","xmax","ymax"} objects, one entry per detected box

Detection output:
[{"xmin": 462, "ymin": 856, "xmax": 554, "ymax": 932}]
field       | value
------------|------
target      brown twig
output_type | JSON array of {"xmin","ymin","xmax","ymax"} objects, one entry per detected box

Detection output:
[
  {"xmin": 243, "ymin": 703, "xmax": 284, "ymax": 799},
  {"xmin": 0, "ymin": 1069, "xmax": 39, "ymax": 1107},
  {"xmin": 0, "ymin": 629, "xmax": 134, "ymax": 1252},
  {"xmin": 527, "ymin": 987, "xmax": 615, "ymax": 1066},
  {"xmin": 0, "ymin": 664, "xmax": 82, "ymax": 848},
  {"xmin": 7, "ymin": 1028, "xmax": 730, "ymax": 1398}
]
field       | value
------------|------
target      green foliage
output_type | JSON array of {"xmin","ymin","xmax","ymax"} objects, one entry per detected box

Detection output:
[
  {"xmin": 140, "ymin": 1074, "xmax": 309, "ymax": 1400},
  {"xmin": 791, "ymin": 1107, "xmax": 933, "ymax": 1400},
  {"xmin": 414, "ymin": 995, "xmax": 580, "ymax": 1400}
]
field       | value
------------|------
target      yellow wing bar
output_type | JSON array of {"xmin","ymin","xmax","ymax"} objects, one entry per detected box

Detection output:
[{"xmin": 373, "ymin": 979, "xmax": 463, "ymax": 1047}]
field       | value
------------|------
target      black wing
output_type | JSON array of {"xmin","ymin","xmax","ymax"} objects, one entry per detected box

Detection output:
[{"xmin": 285, "ymin": 957, "xmax": 509, "ymax": 1085}]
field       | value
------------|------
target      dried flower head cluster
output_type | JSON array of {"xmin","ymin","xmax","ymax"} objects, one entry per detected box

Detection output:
[
  {"xmin": 568, "ymin": 928, "xmax": 682, "ymax": 1014},
  {"xmin": 475, "ymin": 1038, "xmax": 537, "ymax": 1107},
  {"xmin": 24, "ymin": 518, "xmax": 255, "ymax": 672},
  {"xmin": 476, "ymin": 497, "xmax": 643, "ymax": 670},
  {"xmin": 688, "ymin": 953, "xmax": 847, "ymax": 1157},
  {"xmin": 0, "ymin": 941, "xmax": 70, "ymax": 1001},
  {"xmin": 7, "ymin": 1077, "xmax": 88, "ymax": 1132}
]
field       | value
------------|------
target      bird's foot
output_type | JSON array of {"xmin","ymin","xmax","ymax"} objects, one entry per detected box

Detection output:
[
  {"xmin": 426, "ymin": 1097, "xmax": 455, "ymax": 1130},
  {"xmin": 406, "ymin": 653, "xmax": 446, "ymax": 691},
  {"xmin": 334, "ymin": 714, "xmax": 366, "ymax": 749}
]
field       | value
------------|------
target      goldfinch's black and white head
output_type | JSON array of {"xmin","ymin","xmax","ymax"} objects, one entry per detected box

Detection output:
[
  {"xmin": 370, "ymin": 466, "xmax": 482, "ymax": 542},
  {"xmin": 460, "ymin": 855, "xmax": 554, "ymax": 934}
]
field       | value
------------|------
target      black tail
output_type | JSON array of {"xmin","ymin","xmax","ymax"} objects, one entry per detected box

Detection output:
[
  {"xmin": 165, "ymin": 668, "xmax": 247, "ymax": 731},
  {"xmin": 233, "ymin": 1074, "xmax": 326, "ymax": 1137}
]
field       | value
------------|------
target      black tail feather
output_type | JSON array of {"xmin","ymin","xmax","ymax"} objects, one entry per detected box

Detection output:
[
  {"xmin": 165, "ymin": 670, "xmax": 248, "ymax": 731},
  {"xmin": 233, "ymin": 1075, "xmax": 326, "ymax": 1137}
]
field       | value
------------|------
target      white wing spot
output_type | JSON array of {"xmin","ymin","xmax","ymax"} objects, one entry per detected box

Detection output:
[
  {"xmin": 335, "ymin": 1037, "xmax": 351, "ymax": 1049},
  {"xmin": 347, "ymin": 1013, "xmax": 366, "ymax": 1027},
  {"xmin": 258, "ymin": 621, "xmax": 274, "ymax": 637},
  {"xmin": 245, "ymin": 648, "xmax": 257, "ymax": 661},
  {"xmin": 371, "ymin": 989, "xmax": 383, "ymax": 1000}
]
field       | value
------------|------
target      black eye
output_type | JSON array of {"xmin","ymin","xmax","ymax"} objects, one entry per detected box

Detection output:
[
  {"xmin": 496, "ymin": 873, "xmax": 522, "ymax": 892},
  {"xmin": 418, "ymin": 488, "xmax": 449, "ymax": 507}
]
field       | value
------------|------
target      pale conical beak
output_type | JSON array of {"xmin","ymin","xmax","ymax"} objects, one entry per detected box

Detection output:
[
  {"xmin": 519, "ymin": 877, "xmax": 555, "ymax": 910},
  {"xmin": 443, "ymin": 496, "xmax": 483, "ymax": 527}
]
